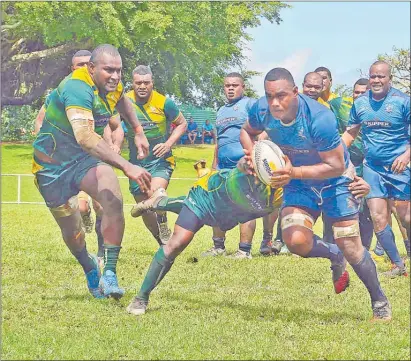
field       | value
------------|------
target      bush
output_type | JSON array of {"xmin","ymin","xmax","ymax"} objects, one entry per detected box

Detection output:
[{"xmin": 1, "ymin": 105, "xmax": 39, "ymax": 142}]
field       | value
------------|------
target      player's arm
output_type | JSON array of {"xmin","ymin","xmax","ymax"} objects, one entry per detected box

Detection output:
[
  {"xmin": 341, "ymin": 126, "xmax": 360, "ymax": 148},
  {"xmin": 66, "ymin": 108, "xmax": 151, "ymax": 192},
  {"xmin": 211, "ymin": 144, "xmax": 218, "ymax": 170},
  {"xmin": 107, "ymin": 113, "xmax": 124, "ymax": 154},
  {"xmin": 34, "ymin": 105, "xmax": 46, "ymax": 135},
  {"xmin": 153, "ymin": 112, "xmax": 187, "ymax": 158},
  {"xmin": 391, "ymin": 98, "xmax": 411, "ymax": 174},
  {"xmin": 115, "ymin": 96, "xmax": 149, "ymax": 159}
]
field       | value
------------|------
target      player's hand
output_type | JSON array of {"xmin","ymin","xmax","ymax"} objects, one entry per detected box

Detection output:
[
  {"xmin": 153, "ymin": 143, "xmax": 171, "ymax": 158},
  {"xmin": 123, "ymin": 163, "xmax": 152, "ymax": 193},
  {"xmin": 348, "ymin": 175, "xmax": 370, "ymax": 199},
  {"xmin": 391, "ymin": 153, "xmax": 409, "ymax": 174},
  {"xmin": 134, "ymin": 132, "xmax": 150, "ymax": 160},
  {"xmin": 270, "ymin": 155, "xmax": 293, "ymax": 188},
  {"xmin": 110, "ymin": 144, "xmax": 121, "ymax": 155},
  {"xmin": 242, "ymin": 148, "xmax": 256, "ymax": 176}
]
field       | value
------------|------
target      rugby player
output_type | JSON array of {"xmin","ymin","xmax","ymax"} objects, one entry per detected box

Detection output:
[
  {"xmin": 125, "ymin": 150, "xmax": 370, "ymax": 316},
  {"xmin": 315, "ymin": 66, "xmax": 338, "ymax": 107},
  {"xmin": 240, "ymin": 68, "xmax": 391, "ymax": 321},
  {"xmin": 302, "ymin": 72, "xmax": 324, "ymax": 101},
  {"xmin": 343, "ymin": 60, "xmax": 410, "ymax": 277},
  {"xmin": 127, "ymin": 65, "xmax": 187, "ymax": 246},
  {"xmin": 201, "ymin": 72, "xmax": 281, "ymax": 259},
  {"xmin": 32, "ymin": 44, "xmax": 151, "ymax": 299}
]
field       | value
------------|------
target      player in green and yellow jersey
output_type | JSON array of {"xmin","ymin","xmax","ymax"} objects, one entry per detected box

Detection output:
[
  {"xmin": 126, "ymin": 65, "xmax": 187, "ymax": 246},
  {"xmin": 315, "ymin": 66, "xmax": 338, "ymax": 108},
  {"xmin": 32, "ymin": 44, "xmax": 151, "ymax": 300}
]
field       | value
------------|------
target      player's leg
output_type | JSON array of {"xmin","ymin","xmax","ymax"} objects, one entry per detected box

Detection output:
[
  {"xmin": 359, "ymin": 200, "xmax": 374, "ymax": 251},
  {"xmin": 391, "ymin": 201, "xmax": 410, "ymax": 258},
  {"xmin": 332, "ymin": 218, "xmax": 391, "ymax": 321},
  {"xmin": 80, "ymin": 164, "xmax": 125, "ymax": 299},
  {"xmin": 202, "ymin": 226, "xmax": 227, "ymax": 257},
  {"xmin": 260, "ymin": 210, "xmax": 282, "ymax": 255},
  {"xmin": 92, "ymin": 198, "xmax": 104, "ymax": 266},
  {"xmin": 78, "ymin": 191, "xmax": 94, "ymax": 233},
  {"xmin": 368, "ymin": 198, "xmax": 405, "ymax": 272},
  {"xmin": 281, "ymin": 206, "xmax": 348, "ymax": 294},
  {"xmin": 228, "ymin": 220, "xmax": 256, "ymax": 259},
  {"xmin": 51, "ymin": 200, "xmax": 103, "ymax": 298},
  {"xmin": 127, "ymin": 205, "xmax": 204, "ymax": 315}
]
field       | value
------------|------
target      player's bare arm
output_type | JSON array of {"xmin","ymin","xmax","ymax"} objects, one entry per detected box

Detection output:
[
  {"xmin": 34, "ymin": 104, "xmax": 46, "ymax": 135},
  {"xmin": 106, "ymin": 114, "xmax": 124, "ymax": 154},
  {"xmin": 270, "ymin": 143, "xmax": 346, "ymax": 188},
  {"xmin": 153, "ymin": 112, "xmax": 187, "ymax": 158},
  {"xmin": 211, "ymin": 143, "xmax": 218, "ymax": 169},
  {"xmin": 115, "ymin": 95, "xmax": 149, "ymax": 159},
  {"xmin": 240, "ymin": 121, "xmax": 263, "ymax": 172},
  {"xmin": 67, "ymin": 108, "xmax": 151, "ymax": 192}
]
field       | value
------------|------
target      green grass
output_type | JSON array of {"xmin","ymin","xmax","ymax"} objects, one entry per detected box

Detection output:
[{"xmin": 1, "ymin": 143, "xmax": 410, "ymax": 360}]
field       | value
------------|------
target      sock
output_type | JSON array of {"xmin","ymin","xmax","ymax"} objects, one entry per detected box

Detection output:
[
  {"xmin": 138, "ymin": 247, "xmax": 174, "ymax": 302},
  {"xmin": 374, "ymin": 241, "xmax": 385, "ymax": 256},
  {"xmin": 403, "ymin": 239, "xmax": 410, "ymax": 257},
  {"xmin": 154, "ymin": 235, "xmax": 163, "ymax": 247},
  {"xmin": 95, "ymin": 216, "xmax": 104, "ymax": 258},
  {"xmin": 103, "ymin": 244, "xmax": 121, "ymax": 275},
  {"xmin": 239, "ymin": 242, "xmax": 252, "ymax": 254},
  {"xmin": 359, "ymin": 212, "xmax": 374, "ymax": 251},
  {"xmin": 351, "ymin": 248, "xmax": 387, "ymax": 303},
  {"xmin": 71, "ymin": 245, "xmax": 95, "ymax": 274},
  {"xmin": 375, "ymin": 224, "xmax": 403, "ymax": 267},
  {"xmin": 262, "ymin": 231, "xmax": 273, "ymax": 242},
  {"xmin": 305, "ymin": 235, "xmax": 342, "ymax": 264},
  {"xmin": 212, "ymin": 237, "xmax": 225, "ymax": 250},
  {"xmin": 275, "ymin": 218, "xmax": 282, "ymax": 241},
  {"xmin": 155, "ymin": 196, "xmax": 186, "ymax": 214}
]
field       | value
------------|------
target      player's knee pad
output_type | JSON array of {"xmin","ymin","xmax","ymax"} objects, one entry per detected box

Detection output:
[
  {"xmin": 50, "ymin": 195, "xmax": 79, "ymax": 218},
  {"xmin": 332, "ymin": 222, "xmax": 360, "ymax": 239},
  {"xmin": 281, "ymin": 213, "xmax": 314, "ymax": 231}
]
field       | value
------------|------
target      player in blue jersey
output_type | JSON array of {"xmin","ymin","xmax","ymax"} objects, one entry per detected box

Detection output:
[
  {"xmin": 343, "ymin": 60, "xmax": 410, "ymax": 277},
  {"xmin": 241, "ymin": 68, "xmax": 391, "ymax": 321},
  {"xmin": 201, "ymin": 72, "xmax": 281, "ymax": 259}
]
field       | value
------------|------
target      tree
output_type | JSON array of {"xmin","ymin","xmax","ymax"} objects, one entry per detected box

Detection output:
[
  {"xmin": 1, "ymin": 2, "xmax": 289, "ymax": 108},
  {"xmin": 378, "ymin": 47, "xmax": 410, "ymax": 94}
]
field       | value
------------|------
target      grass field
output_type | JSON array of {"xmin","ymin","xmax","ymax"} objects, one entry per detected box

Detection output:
[{"xmin": 1, "ymin": 143, "xmax": 410, "ymax": 360}]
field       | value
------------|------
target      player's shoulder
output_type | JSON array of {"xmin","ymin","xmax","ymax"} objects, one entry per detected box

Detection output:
[
  {"xmin": 249, "ymin": 96, "xmax": 269, "ymax": 118},
  {"xmin": 299, "ymin": 93, "xmax": 334, "ymax": 119},
  {"xmin": 388, "ymin": 87, "xmax": 410, "ymax": 102},
  {"xmin": 125, "ymin": 89, "xmax": 135, "ymax": 100}
]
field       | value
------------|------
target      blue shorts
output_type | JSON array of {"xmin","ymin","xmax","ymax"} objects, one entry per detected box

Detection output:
[
  {"xmin": 33, "ymin": 154, "xmax": 101, "ymax": 208},
  {"xmin": 363, "ymin": 162, "xmax": 410, "ymax": 201},
  {"xmin": 282, "ymin": 176, "xmax": 360, "ymax": 222},
  {"xmin": 217, "ymin": 144, "xmax": 244, "ymax": 170}
]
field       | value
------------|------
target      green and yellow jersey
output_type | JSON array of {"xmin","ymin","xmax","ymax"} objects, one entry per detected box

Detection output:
[
  {"xmin": 185, "ymin": 167, "xmax": 283, "ymax": 231},
  {"xmin": 329, "ymin": 96, "xmax": 364, "ymax": 167},
  {"xmin": 125, "ymin": 90, "xmax": 180, "ymax": 164},
  {"xmin": 318, "ymin": 92, "xmax": 338, "ymax": 108},
  {"xmin": 33, "ymin": 67, "xmax": 123, "ymax": 165}
]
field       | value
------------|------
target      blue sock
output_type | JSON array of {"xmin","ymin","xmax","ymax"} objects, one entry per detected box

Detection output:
[
  {"xmin": 374, "ymin": 241, "xmax": 385, "ymax": 256},
  {"xmin": 375, "ymin": 224, "xmax": 403, "ymax": 267},
  {"xmin": 351, "ymin": 248, "xmax": 386, "ymax": 303},
  {"xmin": 239, "ymin": 242, "xmax": 252, "ymax": 253},
  {"xmin": 212, "ymin": 237, "xmax": 225, "ymax": 250},
  {"xmin": 263, "ymin": 231, "xmax": 273, "ymax": 242},
  {"xmin": 359, "ymin": 211, "xmax": 374, "ymax": 250},
  {"xmin": 403, "ymin": 239, "xmax": 410, "ymax": 257},
  {"xmin": 305, "ymin": 235, "xmax": 342, "ymax": 264},
  {"xmin": 71, "ymin": 245, "xmax": 94, "ymax": 273}
]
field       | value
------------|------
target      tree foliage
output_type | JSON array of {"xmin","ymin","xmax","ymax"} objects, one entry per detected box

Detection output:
[
  {"xmin": 378, "ymin": 47, "xmax": 410, "ymax": 94},
  {"xmin": 1, "ymin": 2, "xmax": 289, "ymax": 108}
]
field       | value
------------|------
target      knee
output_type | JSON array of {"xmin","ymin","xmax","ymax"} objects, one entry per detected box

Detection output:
[
  {"xmin": 369, "ymin": 211, "xmax": 388, "ymax": 232},
  {"xmin": 335, "ymin": 237, "xmax": 363, "ymax": 263},
  {"xmin": 284, "ymin": 231, "xmax": 310, "ymax": 255},
  {"xmin": 99, "ymin": 189, "xmax": 123, "ymax": 216}
]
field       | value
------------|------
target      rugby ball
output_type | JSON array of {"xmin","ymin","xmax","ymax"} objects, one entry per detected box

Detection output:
[{"xmin": 252, "ymin": 140, "xmax": 286, "ymax": 185}]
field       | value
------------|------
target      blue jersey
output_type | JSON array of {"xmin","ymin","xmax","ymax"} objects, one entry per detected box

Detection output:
[
  {"xmin": 249, "ymin": 94, "xmax": 350, "ymax": 187},
  {"xmin": 216, "ymin": 96, "xmax": 256, "ymax": 167},
  {"xmin": 349, "ymin": 87, "xmax": 410, "ymax": 167}
]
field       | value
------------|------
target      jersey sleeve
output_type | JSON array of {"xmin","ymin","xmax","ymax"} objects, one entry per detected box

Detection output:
[
  {"xmin": 311, "ymin": 110, "xmax": 341, "ymax": 152},
  {"xmin": 248, "ymin": 98, "xmax": 267, "ymax": 131},
  {"xmin": 61, "ymin": 79, "xmax": 94, "ymax": 112},
  {"xmin": 348, "ymin": 99, "xmax": 362, "ymax": 127},
  {"xmin": 164, "ymin": 98, "xmax": 181, "ymax": 123},
  {"xmin": 403, "ymin": 96, "xmax": 410, "ymax": 126}
]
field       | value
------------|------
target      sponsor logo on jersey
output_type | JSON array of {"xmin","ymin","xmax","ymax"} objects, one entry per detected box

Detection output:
[
  {"xmin": 385, "ymin": 104, "xmax": 393, "ymax": 113},
  {"xmin": 364, "ymin": 120, "xmax": 391, "ymax": 128}
]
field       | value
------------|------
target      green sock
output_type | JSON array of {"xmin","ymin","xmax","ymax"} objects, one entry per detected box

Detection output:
[
  {"xmin": 155, "ymin": 196, "xmax": 186, "ymax": 214},
  {"xmin": 138, "ymin": 247, "xmax": 174, "ymax": 301},
  {"xmin": 103, "ymin": 244, "xmax": 121, "ymax": 275}
]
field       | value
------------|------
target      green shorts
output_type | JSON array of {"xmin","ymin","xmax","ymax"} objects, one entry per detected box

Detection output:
[
  {"xmin": 129, "ymin": 155, "xmax": 175, "ymax": 195},
  {"xmin": 33, "ymin": 154, "xmax": 102, "ymax": 209}
]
